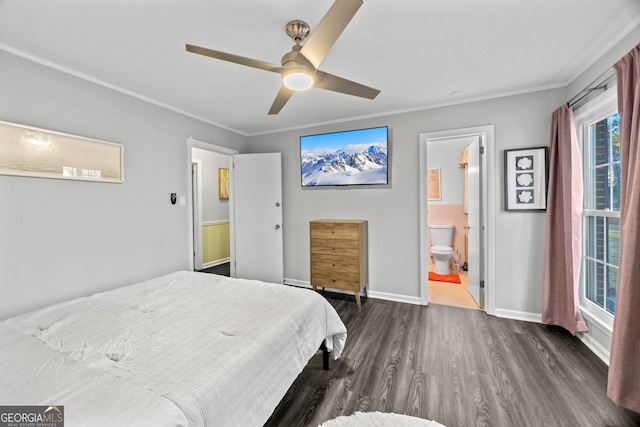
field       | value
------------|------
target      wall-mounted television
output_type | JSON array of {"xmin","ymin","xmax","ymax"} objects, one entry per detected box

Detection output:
[{"xmin": 300, "ymin": 126, "xmax": 388, "ymax": 187}]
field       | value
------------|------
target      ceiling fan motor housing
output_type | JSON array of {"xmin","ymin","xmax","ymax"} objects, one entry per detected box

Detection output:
[{"xmin": 285, "ymin": 20, "xmax": 310, "ymax": 44}]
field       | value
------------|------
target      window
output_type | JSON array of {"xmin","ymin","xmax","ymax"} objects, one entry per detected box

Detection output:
[
  {"xmin": 575, "ymin": 87, "xmax": 620, "ymax": 320},
  {"xmin": 584, "ymin": 113, "xmax": 620, "ymax": 314}
]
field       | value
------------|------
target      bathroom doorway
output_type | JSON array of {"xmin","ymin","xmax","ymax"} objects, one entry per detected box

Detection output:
[
  {"xmin": 427, "ymin": 136, "xmax": 479, "ymax": 309},
  {"xmin": 419, "ymin": 126, "xmax": 496, "ymax": 314}
]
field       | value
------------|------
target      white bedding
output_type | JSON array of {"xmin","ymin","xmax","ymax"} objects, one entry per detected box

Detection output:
[{"xmin": 0, "ymin": 271, "xmax": 347, "ymax": 426}]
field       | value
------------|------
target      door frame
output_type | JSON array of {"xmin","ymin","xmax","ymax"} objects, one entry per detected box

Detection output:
[
  {"xmin": 419, "ymin": 125, "xmax": 496, "ymax": 315},
  {"xmin": 192, "ymin": 159, "xmax": 203, "ymax": 270},
  {"xmin": 187, "ymin": 137, "xmax": 238, "ymax": 274}
]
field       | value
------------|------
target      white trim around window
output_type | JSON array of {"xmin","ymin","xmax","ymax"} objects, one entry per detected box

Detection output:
[{"xmin": 574, "ymin": 86, "xmax": 619, "ymax": 362}]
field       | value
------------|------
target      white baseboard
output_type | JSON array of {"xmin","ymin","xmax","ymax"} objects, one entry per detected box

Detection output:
[
  {"xmin": 579, "ymin": 333, "xmax": 610, "ymax": 365},
  {"xmin": 202, "ymin": 258, "xmax": 230, "ymax": 269},
  {"xmin": 368, "ymin": 290, "xmax": 421, "ymax": 305},
  {"xmin": 493, "ymin": 308, "xmax": 542, "ymax": 323},
  {"xmin": 578, "ymin": 310, "xmax": 612, "ymax": 366},
  {"xmin": 283, "ymin": 278, "xmax": 421, "ymax": 305}
]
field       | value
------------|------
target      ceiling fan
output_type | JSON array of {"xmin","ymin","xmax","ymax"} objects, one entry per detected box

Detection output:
[{"xmin": 186, "ymin": 0, "xmax": 380, "ymax": 115}]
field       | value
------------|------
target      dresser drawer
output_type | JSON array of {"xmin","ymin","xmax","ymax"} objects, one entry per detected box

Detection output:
[
  {"xmin": 310, "ymin": 221, "xmax": 361, "ymax": 240},
  {"xmin": 310, "ymin": 271, "xmax": 361, "ymax": 291},
  {"xmin": 311, "ymin": 254, "xmax": 360, "ymax": 272},
  {"xmin": 310, "ymin": 238, "xmax": 359, "ymax": 256}
]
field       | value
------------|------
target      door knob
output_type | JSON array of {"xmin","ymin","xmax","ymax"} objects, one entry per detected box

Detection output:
[{"xmin": 275, "ymin": 202, "xmax": 280, "ymax": 207}]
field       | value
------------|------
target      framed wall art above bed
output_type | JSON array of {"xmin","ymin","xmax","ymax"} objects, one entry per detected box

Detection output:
[
  {"xmin": 504, "ymin": 146, "xmax": 548, "ymax": 211},
  {"xmin": 0, "ymin": 120, "xmax": 123, "ymax": 183}
]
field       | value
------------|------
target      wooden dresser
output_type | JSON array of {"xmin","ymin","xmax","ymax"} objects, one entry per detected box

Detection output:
[{"xmin": 310, "ymin": 220, "xmax": 368, "ymax": 307}]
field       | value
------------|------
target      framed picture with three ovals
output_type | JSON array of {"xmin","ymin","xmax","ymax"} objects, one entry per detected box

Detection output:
[{"xmin": 504, "ymin": 147, "xmax": 548, "ymax": 211}]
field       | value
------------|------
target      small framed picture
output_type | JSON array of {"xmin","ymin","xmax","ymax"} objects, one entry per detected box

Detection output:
[
  {"xmin": 427, "ymin": 168, "xmax": 442, "ymax": 201},
  {"xmin": 218, "ymin": 168, "xmax": 229, "ymax": 199},
  {"xmin": 504, "ymin": 147, "xmax": 548, "ymax": 211}
]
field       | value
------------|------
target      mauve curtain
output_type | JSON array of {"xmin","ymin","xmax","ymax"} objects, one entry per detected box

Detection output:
[
  {"xmin": 541, "ymin": 104, "xmax": 588, "ymax": 335},
  {"xmin": 608, "ymin": 44, "xmax": 640, "ymax": 413}
]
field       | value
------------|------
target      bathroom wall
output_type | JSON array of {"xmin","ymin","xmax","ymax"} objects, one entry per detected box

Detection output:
[{"xmin": 427, "ymin": 136, "xmax": 473, "ymax": 267}]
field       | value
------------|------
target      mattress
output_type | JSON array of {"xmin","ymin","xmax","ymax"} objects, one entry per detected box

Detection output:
[{"xmin": 0, "ymin": 271, "xmax": 347, "ymax": 426}]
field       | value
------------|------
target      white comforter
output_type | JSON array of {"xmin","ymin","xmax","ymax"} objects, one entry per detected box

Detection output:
[{"xmin": 0, "ymin": 271, "xmax": 347, "ymax": 426}]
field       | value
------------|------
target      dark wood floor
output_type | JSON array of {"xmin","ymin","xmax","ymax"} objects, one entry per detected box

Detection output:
[
  {"xmin": 265, "ymin": 293, "xmax": 640, "ymax": 427},
  {"xmin": 197, "ymin": 262, "xmax": 230, "ymax": 276}
]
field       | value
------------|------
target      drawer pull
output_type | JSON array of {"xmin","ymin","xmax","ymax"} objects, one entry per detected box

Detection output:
[
  {"xmin": 332, "ymin": 246, "xmax": 336, "ymax": 250},
  {"xmin": 332, "ymin": 263, "xmax": 336, "ymax": 267},
  {"xmin": 332, "ymin": 278, "xmax": 336, "ymax": 282},
  {"xmin": 331, "ymin": 230, "xmax": 335, "ymax": 234}
]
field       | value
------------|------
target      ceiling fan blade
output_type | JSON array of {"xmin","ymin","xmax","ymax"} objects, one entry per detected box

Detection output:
[
  {"xmin": 314, "ymin": 70, "xmax": 380, "ymax": 99},
  {"xmin": 299, "ymin": 0, "xmax": 363, "ymax": 69},
  {"xmin": 268, "ymin": 86, "xmax": 296, "ymax": 115},
  {"xmin": 186, "ymin": 44, "xmax": 284, "ymax": 73}
]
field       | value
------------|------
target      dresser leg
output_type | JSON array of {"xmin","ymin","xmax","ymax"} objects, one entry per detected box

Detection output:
[{"xmin": 355, "ymin": 292, "xmax": 361, "ymax": 308}]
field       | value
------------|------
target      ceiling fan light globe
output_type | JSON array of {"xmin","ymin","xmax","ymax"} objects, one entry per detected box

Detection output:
[{"xmin": 282, "ymin": 68, "xmax": 314, "ymax": 91}]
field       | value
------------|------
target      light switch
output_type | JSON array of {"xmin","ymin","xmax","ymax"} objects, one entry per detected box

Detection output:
[{"xmin": 179, "ymin": 196, "xmax": 186, "ymax": 206}]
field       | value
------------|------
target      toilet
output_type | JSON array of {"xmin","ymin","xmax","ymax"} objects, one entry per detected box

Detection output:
[{"xmin": 428, "ymin": 224, "xmax": 454, "ymax": 275}]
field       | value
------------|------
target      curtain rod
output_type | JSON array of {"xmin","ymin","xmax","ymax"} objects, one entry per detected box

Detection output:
[{"xmin": 568, "ymin": 66, "xmax": 616, "ymax": 108}]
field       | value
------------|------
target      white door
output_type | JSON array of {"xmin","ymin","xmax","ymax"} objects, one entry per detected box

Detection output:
[
  {"xmin": 467, "ymin": 137, "xmax": 483, "ymax": 307},
  {"xmin": 232, "ymin": 153, "xmax": 284, "ymax": 283}
]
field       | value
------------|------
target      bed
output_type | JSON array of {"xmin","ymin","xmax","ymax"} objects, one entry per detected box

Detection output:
[{"xmin": 0, "ymin": 271, "xmax": 347, "ymax": 426}]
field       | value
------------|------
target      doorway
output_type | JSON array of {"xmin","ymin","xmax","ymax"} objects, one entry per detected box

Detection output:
[
  {"xmin": 419, "ymin": 126, "xmax": 496, "ymax": 315},
  {"xmin": 426, "ymin": 135, "xmax": 480, "ymax": 309},
  {"xmin": 187, "ymin": 138, "xmax": 285, "ymax": 284},
  {"xmin": 187, "ymin": 138, "xmax": 238, "ymax": 274}
]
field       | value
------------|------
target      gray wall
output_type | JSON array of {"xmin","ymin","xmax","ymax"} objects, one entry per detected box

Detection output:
[
  {"xmin": 248, "ymin": 87, "xmax": 566, "ymax": 315},
  {"xmin": 568, "ymin": 26, "xmax": 640, "ymax": 103},
  {"xmin": 0, "ymin": 52, "xmax": 247, "ymax": 319}
]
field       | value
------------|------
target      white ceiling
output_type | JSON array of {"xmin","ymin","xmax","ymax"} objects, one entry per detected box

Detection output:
[{"xmin": 1, "ymin": 1, "xmax": 639, "ymax": 136}]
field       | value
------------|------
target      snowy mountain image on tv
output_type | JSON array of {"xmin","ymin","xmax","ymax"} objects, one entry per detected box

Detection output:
[{"xmin": 300, "ymin": 126, "xmax": 388, "ymax": 187}]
